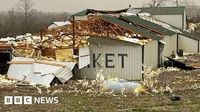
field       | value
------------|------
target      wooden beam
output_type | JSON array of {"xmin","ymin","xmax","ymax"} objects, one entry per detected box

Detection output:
[{"xmin": 8, "ymin": 61, "xmax": 34, "ymax": 64}]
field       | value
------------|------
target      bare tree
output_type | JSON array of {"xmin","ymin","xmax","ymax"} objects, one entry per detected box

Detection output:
[
  {"xmin": 147, "ymin": 0, "xmax": 167, "ymax": 7},
  {"xmin": 170, "ymin": 0, "xmax": 188, "ymax": 6},
  {"xmin": 0, "ymin": 0, "xmax": 71, "ymax": 37},
  {"xmin": 16, "ymin": 0, "xmax": 34, "ymax": 34},
  {"xmin": 6, "ymin": 8, "xmax": 18, "ymax": 35}
]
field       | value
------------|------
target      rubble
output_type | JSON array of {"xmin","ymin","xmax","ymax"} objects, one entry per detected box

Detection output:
[
  {"xmin": 0, "ymin": 75, "xmax": 17, "ymax": 86},
  {"xmin": 0, "ymin": 8, "xmax": 199, "ymax": 98},
  {"xmin": 165, "ymin": 57, "xmax": 196, "ymax": 70},
  {"xmin": 7, "ymin": 57, "xmax": 75, "ymax": 86},
  {"xmin": 141, "ymin": 66, "xmax": 200, "ymax": 93}
]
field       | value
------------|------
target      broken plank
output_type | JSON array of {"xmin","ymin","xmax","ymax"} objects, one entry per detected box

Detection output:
[
  {"xmin": 34, "ymin": 60, "xmax": 65, "ymax": 67},
  {"xmin": 7, "ymin": 61, "xmax": 34, "ymax": 64}
]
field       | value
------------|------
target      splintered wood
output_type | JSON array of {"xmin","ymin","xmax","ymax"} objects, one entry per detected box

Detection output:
[{"xmin": 9, "ymin": 15, "xmax": 149, "ymax": 61}]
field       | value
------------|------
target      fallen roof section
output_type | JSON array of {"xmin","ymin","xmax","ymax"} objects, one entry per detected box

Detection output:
[
  {"xmin": 52, "ymin": 21, "xmax": 71, "ymax": 27},
  {"xmin": 7, "ymin": 57, "xmax": 75, "ymax": 86}
]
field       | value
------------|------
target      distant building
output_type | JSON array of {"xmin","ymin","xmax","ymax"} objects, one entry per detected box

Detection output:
[
  {"xmin": 136, "ymin": 7, "xmax": 187, "ymax": 30},
  {"xmin": 48, "ymin": 21, "xmax": 71, "ymax": 29}
]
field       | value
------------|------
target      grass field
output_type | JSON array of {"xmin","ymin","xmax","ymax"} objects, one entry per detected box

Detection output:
[
  {"xmin": 0, "ymin": 83, "xmax": 200, "ymax": 112},
  {"xmin": 1, "ymin": 65, "xmax": 200, "ymax": 112}
]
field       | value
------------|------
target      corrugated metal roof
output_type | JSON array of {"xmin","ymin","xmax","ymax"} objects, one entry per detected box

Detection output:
[
  {"xmin": 135, "ymin": 6, "xmax": 185, "ymax": 15},
  {"xmin": 73, "ymin": 9, "xmax": 128, "ymax": 16},
  {"xmin": 180, "ymin": 30, "xmax": 200, "ymax": 40},
  {"xmin": 73, "ymin": 7, "xmax": 185, "ymax": 16},
  {"xmin": 121, "ymin": 15, "xmax": 177, "ymax": 36},
  {"xmin": 55, "ymin": 66, "xmax": 74, "ymax": 84},
  {"xmin": 100, "ymin": 15, "xmax": 163, "ymax": 40},
  {"xmin": 73, "ymin": 9, "xmax": 88, "ymax": 16}
]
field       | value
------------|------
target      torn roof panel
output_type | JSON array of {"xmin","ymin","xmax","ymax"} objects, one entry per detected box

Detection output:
[
  {"xmin": 7, "ymin": 57, "xmax": 34, "ymax": 81},
  {"xmin": 33, "ymin": 63, "xmax": 62, "ymax": 76},
  {"xmin": 100, "ymin": 15, "xmax": 163, "ymax": 40},
  {"xmin": 7, "ymin": 57, "xmax": 76, "ymax": 86},
  {"xmin": 7, "ymin": 61, "xmax": 34, "ymax": 81},
  {"xmin": 55, "ymin": 67, "xmax": 73, "ymax": 84},
  {"xmin": 26, "ymin": 73, "xmax": 55, "ymax": 86}
]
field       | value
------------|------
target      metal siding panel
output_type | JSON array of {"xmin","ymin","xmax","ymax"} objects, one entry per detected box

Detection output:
[
  {"xmin": 31, "ymin": 63, "xmax": 62, "ymax": 85},
  {"xmin": 144, "ymin": 40, "xmax": 158, "ymax": 68},
  {"xmin": 153, "ymin": 15, "xmax": 183, "ymax": 30},
  {"xmin": 55, "ymin": 67, "xmax": 73, "ymax": 84},
  {"xmin": 26, "ymin": 73, "xmax": 55, "ymax": 85},
  {"xmin": 80, "ymin": 38, "xmax": 142, "ymax": 80},
  {"xmin": 7, "ymin": 57, "xmax": 34, "ymax": 81},
  {"xmin": 178, "ymin": 35, "xmax": 198, "ymax": 53},
  {"xmin": 7, "ymin": 57, "xmax": 75, "ymax": 85},
  {"xmin": 33, "ymin": 63, "xmax": 61, "ymax": 75},
  {"xmin": 61, "ymin": 62, "xmax": 76, "ymax": 70},
  {"xmin": 162, "ymin": 35, "xmax": 177, "ymax": 58},
  {"xmin": 79, "ymin": 46, "xmax": 90, "ymax": 69}
]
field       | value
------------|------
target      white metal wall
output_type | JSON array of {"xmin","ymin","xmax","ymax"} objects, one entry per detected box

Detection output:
[
  {"xmin": 153, "ymin": 15, "xmax": 183, "ymax": 30},
  {"xmin": 80, "ymin": 37, "xmax": 143, "ymax": 80},
  {"xmin": 144, "ymin": 40, "xmax": 158, "ymax": 68},
  {"xmin": 178, "ymin": 35, "xmax": 199, "ymax": 53},
  {"xmin": 162, "ymin": 35, "xmax": 177, "ymax": 58}
]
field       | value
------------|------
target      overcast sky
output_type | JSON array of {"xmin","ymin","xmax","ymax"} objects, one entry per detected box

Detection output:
[{"xmin": 0, "ymin": 0, "xmax": 199, "ymax": 13}]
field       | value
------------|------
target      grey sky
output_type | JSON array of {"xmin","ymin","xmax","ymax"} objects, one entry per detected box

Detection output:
[{"xmin": 0, "ymin": 0, "xmax": 199, "ymax": 13}]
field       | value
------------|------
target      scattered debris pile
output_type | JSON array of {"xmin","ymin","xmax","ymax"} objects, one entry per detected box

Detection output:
[
  {"xmin": 142, "ymin": 66, "xmax": 200, "ymax": 93},
  {"xmin": 0, "ymin": 14, "xmax": 157, "ymax": 86},
  {"xmin": 165, "ymin": 54, "xmax": 200, "ymax": 69},
  {"xmin": 0, "ymin": 8, "xmax": 200, "ymax": 96},
  {"xmin": 153, "ymin": 69, "xmax": 200, "ymax": 92},
  {"xmin": 180, "ymin": 54, "xmax": 200, "ymax": 68},
  {"xmin": 166, "ymin": 57, "xmax": 196, "ymax": 70},
  {"xmin": 0, "ymin": 75, "xmax": 17, "ymax": 86},
  {"xmin": 7, "ymin": 57, "xmax": 75, "ymax": 86}
]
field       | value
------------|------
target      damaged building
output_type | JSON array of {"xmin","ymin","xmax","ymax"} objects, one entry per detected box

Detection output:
[
  {"xmin": 74, "ymin": 14, "xmax": 163, "ymax": 80},
  {"xmin": 0, "ymin": 6, "xmax": 199, "ymax": 85}
]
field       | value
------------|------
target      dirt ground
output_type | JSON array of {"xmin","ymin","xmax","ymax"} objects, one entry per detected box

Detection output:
[
  {"xmin": 0, "ymin": 87, "xmax": 200, "ymax": 112},
  {"xmin": 1, "ymin": 68, "xmax": 200, "ymax": 112}
]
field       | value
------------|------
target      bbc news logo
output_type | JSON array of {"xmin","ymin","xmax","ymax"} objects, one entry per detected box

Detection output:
[{"xmin": 4, "ymin": 96, "xmax": 59, "ymax": 105}]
